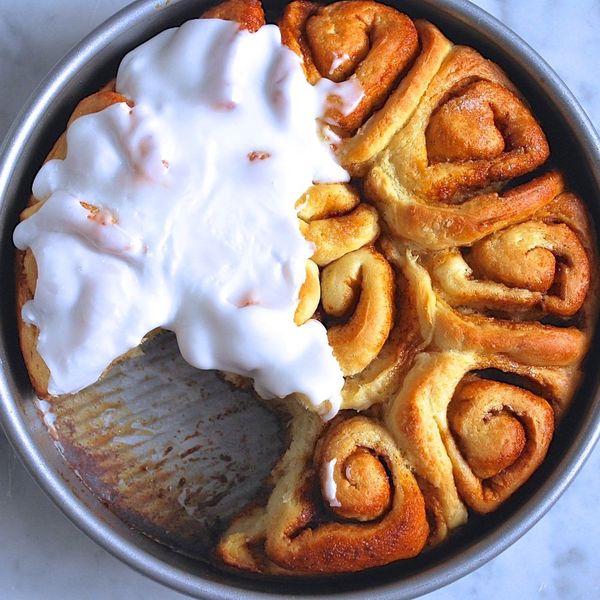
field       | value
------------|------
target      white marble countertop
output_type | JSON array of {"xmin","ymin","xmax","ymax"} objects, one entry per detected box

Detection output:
[{"xmin": 1, "ymin": 1, "xmax": 599, "ymax": 598}]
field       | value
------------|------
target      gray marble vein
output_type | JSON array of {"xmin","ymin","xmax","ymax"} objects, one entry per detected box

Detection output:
[{"xmin": 1, "ymin": 1, "xmax": 599, "ymax": 598}]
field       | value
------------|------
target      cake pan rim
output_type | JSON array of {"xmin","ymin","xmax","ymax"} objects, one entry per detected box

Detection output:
[{"xmin": 1, "ymin": 0, "xmax": 599, "ymax": 598}]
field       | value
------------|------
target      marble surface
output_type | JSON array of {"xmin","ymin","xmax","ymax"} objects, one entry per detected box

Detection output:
[{"xmin": 1, "ymin": 1, "xmax": 599, "ymax": 598}]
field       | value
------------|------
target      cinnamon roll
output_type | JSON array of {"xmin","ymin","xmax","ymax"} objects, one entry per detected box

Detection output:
[
  {"xmin": 365, "ymin": 40, "xmax": 559, "ymax": 249},
  {"xmin": 16, "ymin": 90, "xmax": 131, "ymax": 399},
  {"xmin": 387, "ymin": 351, "xmax": 558, "ymax": 541},
  {"xmin": 218, "ymin": 411, "xmax": 429, "ymax": 573},
  {"xmin": 429, "ymin": 192, "xmax": 593, "ymax": 319},
  {"xmin": 281, "ymin": 0, "xmax": 419, "ymax": 136},
  {"xmin": 297, "ymin": 183, "xmax": 380, "ymax": 266}
]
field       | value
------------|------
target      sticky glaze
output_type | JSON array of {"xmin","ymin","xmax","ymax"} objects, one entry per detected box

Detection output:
[{"xmin": 14, "ymin": 19, "xmax": 363, "ymax": 418}]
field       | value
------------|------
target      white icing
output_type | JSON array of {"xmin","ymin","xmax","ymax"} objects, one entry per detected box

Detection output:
[
  {"xmin": 177, "ymin": 483, "xmax": 201, "ymax": 517},
  {"xmin": 322, "ymin": 457, "xmax": 341, "ymax": 508},
  {"xmin": 316, "ymin": 76, "xmax": 363, "ymax": 127},
  {"xmin": 35, "ymin": 399, "xmax": 57, "ymax": 438},
  {"xmin": 328, "ymin": 52, "xmax": 350, "ymax": 75},
  {"xmin": 14, "ymin": 19, "xmax": 364, "ymax": 419},
  {"xmin": 345, "ymin": 463, "xmax": 353, "ymax": 480}
]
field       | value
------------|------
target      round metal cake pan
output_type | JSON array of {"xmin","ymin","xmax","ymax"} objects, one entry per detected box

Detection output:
[{"xmin": 1, "ymin": 0, "xmax": 600, "ymax": 598}]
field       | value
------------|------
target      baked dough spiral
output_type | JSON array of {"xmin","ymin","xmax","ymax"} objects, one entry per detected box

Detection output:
[
  {"xmin": 428, "ymin": 192, "xmax": 592, "ymax": 318},
  {"xmin": 424, "ymin": 191, "xmax": 592, "ymax": 367},
  {"xmin": 338, "ymin": 19, "xmax": 453, "ymax": 174},
  {"xmin": 387, "ymin": 351, "xmax": 558, "ymax": 542},
  {"xmin": 446, "ymin": 377, "xmax": 554, "ymax": 513},
  {"xmin": 294, "ymin": 183, "xmax": 414, "ymax": 411},
  {"xmin": 218, "ymin": 412, "xmax": 428, "ymax": 573},
  {"xmin": 338, "ymin": 259, "xmax": 428, "ymax": 411},
  {"xmin": 321, "ymin": 246, "xmax": 394, "ymax": 375},
  {"xmin": 297, "ymin": 183, "xmax": 380, "ymax": 266},
  {"xmin": 365, "ymin": 40, "xmax": 559, "ymax": 249},
  {"xmin": 280, "ymin": 0, "xmax": 419, "ymax": 135}
]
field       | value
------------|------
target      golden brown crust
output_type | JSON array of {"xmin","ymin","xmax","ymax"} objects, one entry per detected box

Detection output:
[
  {"xmin": 297, "ymin": 183, "xmax": 380, "ymax": 266},
  {"xmin": 16, "ymin": 248, "xmax": 49, "ymax": 399},
  {"xmin": 385, "ymin": 240, "xmax": 591, "ymax": 369},
  {"xmin": 218, "ymin": 414, "xmax": 429, "ymax": 573},
  {"xmin": 370, "ymin": 45, "xmax": 550, "ymax": 200},
  {"xmin": 293, "ymin": 181, "xmax": 415, "ymax": 412},
  {"xmin": 445, "ymin": 377, "xmax": 554, "ymax": 513},
  {"xmin": 281, "ymin": 3, "xmax": 453, "ymax": 176},
  {"xmin": 370, "ymin": 169, "xmax": 564, "ymax": 250},
  {"xmin": 390, "ymin": 191, "xmax": 596, "ymax": 369},
  {"xmin": 294, "ymin": 260, "xmax": 321, "ymax": 325},
  {"xmin": 321, "ymin": 246, "xmax": 394, "ymax": 375},
  {"xmin": 299, "ymin": 201, "xmax": 380, "ymax": 266},
  {"xmin": 281, "ymin": 0, "xmax": 419, "ymax": 137},
  {"xmin": 386, "ymin": 351, "xmax": 557, "ymax": 538},
  {"xmin": 338, "ymin": 257, "xmax": 431, "ymax": 411},
  {"xmin": 365, "ymin": 40, "xmax": 556, "ymax": 250},
  {"xmin": 339, "ymin": 19, "xmax": 453, "ymax": 174},
  {"xmin": 201, "ymin": 0, "xmax": 265, "ymax": 31},
  {"xmin": 432, "ymin": 303, "xmax": 587, "ymax": 367},
  {"xmin": 430, "ymin": 205, "xmax": 591, "ymax": 318}
]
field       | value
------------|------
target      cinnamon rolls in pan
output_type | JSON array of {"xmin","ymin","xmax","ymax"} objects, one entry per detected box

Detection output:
[
  {"xmin": 15, "ymin": 0, "xmax": 597, "ymax": 576},
  {"xmin": 217, "ymin": 0, "xmax": 597, "ymax": 574}
]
